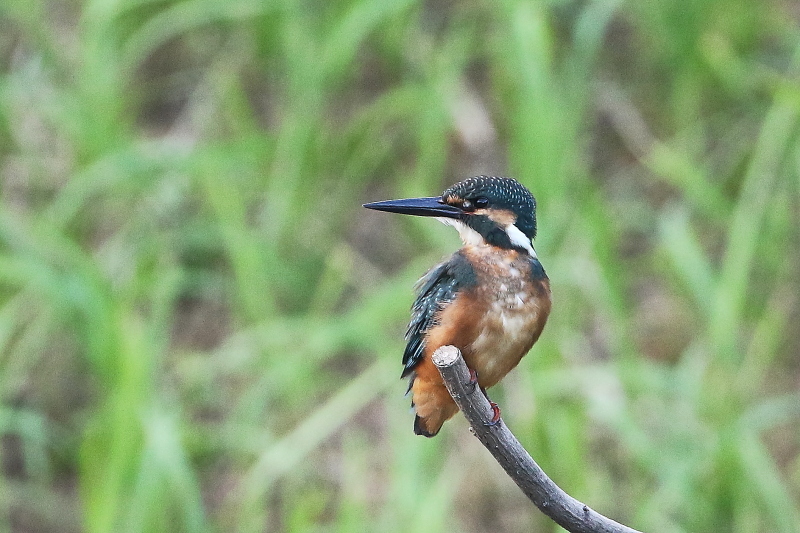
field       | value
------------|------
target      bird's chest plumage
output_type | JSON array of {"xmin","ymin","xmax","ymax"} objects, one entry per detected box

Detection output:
[{"xmin": 459, "ymin": 247, "xmax": 550, "ymax": 388}]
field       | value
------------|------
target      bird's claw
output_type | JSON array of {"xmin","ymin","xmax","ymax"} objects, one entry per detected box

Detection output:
[
  {"xmin": 464, "ymin": 369, "xmax": 501, "ymax": 426},
  {"xmin": 484, "ymin": 401, "xmax": 502, "ymax": 427},
  {"xmin": 464, "ymin": 368, "xmax": 478, "ymax": 394}
]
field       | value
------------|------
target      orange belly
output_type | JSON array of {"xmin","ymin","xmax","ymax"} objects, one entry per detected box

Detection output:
[{"xmin": 410, "ymin": 277, "xmax": 551, "ymax": 436}]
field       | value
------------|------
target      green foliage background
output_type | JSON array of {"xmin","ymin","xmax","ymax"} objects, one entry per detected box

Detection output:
[{"xmin": 0, "ymin": 0, "xmax": 799, "ymax": 531}]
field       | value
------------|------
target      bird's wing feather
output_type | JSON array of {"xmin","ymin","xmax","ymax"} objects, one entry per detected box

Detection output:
[{"xmin": 401, "ymin": 252, "xmax": 475, "ymax": 378}]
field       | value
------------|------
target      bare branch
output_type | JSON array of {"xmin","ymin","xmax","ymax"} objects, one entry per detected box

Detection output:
[{"xmin": 432, "ymin": 345, "xmax": 644, "ymax": 533}]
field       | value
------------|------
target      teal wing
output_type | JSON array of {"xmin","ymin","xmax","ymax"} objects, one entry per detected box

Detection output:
[{"xmin": 401, "ymin": 252, "xmax": 476, "ymax": 378}]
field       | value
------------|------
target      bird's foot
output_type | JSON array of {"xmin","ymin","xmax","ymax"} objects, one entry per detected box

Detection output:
[
  {"xmin": 484, "ymin": 400, "xmax": 502, "ymax": 427},
  {"xmin": 464, "ymin": 368, "xmax": 478, "ymax": 394},
  {"xmin": 464, "ymin": 371, "xmax": 501, "ymax": 426}
]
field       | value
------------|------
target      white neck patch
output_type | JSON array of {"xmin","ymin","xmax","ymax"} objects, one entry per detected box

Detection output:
[
  {"xmin": 505, "ymin": 223, "xmax": 536, "ymax": 257},
  {"xmin": 437, "ymin": 217, "xmax": 536, "ymax": 257}
]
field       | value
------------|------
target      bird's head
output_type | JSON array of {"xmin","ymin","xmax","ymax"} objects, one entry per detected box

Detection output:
[{"xmin": 364, "ymin": 176, "xmax": 537, "ymax": 255}]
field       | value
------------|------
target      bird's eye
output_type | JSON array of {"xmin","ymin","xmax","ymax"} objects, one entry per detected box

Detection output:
[
  {"xmin": 475, "ymin": 197, "xmax": 489, "ymax": 208},
  {"xmin": 461, "ymin": 199, "xmax": 474, "ymax": 211}
]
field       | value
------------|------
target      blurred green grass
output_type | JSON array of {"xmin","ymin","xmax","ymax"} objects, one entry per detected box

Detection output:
[{"xmin": 0, "ymin": 0, "xmax": 799, "ymax": 531}]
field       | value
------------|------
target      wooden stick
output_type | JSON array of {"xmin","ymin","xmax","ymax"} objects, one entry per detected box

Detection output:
[{"xmin": 432, "ymin": 345, "xmax": 644, "ymax": 533}]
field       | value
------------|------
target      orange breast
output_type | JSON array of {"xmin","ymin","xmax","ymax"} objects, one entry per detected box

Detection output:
[
  {"xmin": 409, "ymin": 247, "xmax": 551, "ymax": 435},
  {"xmin": 458, "ymin": 246, "xmax": 551, "ymax": 386}
]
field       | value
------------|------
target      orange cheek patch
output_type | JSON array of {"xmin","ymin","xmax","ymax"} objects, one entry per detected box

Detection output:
[{"xmin": 482, "ymin": 208, "xmax": 516, "ymax": 226}]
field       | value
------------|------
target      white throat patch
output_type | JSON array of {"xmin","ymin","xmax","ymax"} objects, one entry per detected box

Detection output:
[{"xmin": 436, "ymin": 218, "xmax": 485, "ymax": 247}]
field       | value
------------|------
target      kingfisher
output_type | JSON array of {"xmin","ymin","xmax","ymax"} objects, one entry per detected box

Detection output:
[{"xmin": 364, "ymin": 176, "xmax": 551, "ymax": 437}]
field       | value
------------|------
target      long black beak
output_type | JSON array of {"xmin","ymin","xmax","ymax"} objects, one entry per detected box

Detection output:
[{"xmin": 363, "ymin": 196, "xmax": 462, "ymax": 218}]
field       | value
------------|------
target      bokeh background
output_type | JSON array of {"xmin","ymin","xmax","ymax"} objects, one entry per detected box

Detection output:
[{"xmin": 1, "ymin": 0, "xmax": 799, "ymax": 532}]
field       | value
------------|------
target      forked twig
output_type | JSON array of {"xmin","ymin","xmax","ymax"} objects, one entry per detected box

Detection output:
[{"xmin": 432, "ymin": 345, "xmax": 643, "ymax": 533}]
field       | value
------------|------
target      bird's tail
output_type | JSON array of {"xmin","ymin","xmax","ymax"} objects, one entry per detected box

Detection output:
[
  {"xmin": 413, "ymin": 414, "xmax": 441, "ymax": 437},
  {"xmin": 410, "ymin": 375, "xmax": 460, "ymax": 437},
  {"xmin": 413, "ymin": 403, "xmax": 459, "ymax": 437}
]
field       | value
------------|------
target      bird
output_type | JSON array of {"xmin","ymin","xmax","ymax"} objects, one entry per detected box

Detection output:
[{"xmin": 363, "ymin": 176, "xmax": 551, "ymax": 437}]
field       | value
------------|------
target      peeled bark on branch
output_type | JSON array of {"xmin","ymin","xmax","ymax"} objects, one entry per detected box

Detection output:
[{"xmin": 432, "ymin": 345, "xmax": 643, "ymax": 533}]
